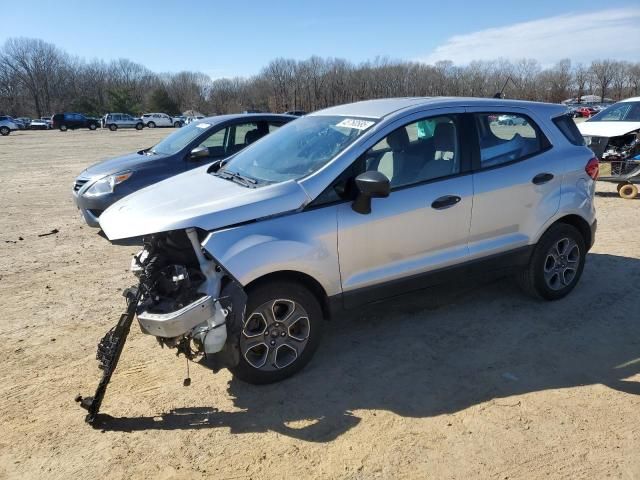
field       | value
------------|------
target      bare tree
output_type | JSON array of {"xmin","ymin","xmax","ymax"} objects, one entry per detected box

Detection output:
[
  {"xmin": 0, "ymin": 38, "xmax": 69, "ymax": 116},
  {"xmin": 590, "ymin": 59, "xmax": 616, "ymax": 102},
  {"xmin": 2, "ymin": 36, "xmax": 638, "ymax": 118}
]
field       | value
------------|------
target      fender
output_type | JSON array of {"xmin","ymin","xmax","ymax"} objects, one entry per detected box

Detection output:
[{"xmin": 201, "ymin": 206, "xmax": 342, "ymax": 297}]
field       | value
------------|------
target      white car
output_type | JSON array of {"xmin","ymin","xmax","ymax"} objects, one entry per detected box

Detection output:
[
  {"xmin": 142, "ymin": 113, "xmax": 182, "ymax": 128},
  {"xmin": 0, "ymin": 116, "xmax": 19, "ymax": 136},
  {"xmin": 577, "ymin": 97, "xmax": 640, "ymax": 161}
]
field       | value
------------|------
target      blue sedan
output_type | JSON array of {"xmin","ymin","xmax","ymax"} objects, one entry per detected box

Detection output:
[{"xmin": 73, "ymin": 113, "xmax": 296, "ymax": 227}]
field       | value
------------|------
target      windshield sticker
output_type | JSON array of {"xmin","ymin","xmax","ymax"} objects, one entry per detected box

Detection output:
[
  {"xmin": 196, "ymin": 123, "xmax": 210, "ymax": 129},
  {"xmin": 336, "ymin": 118, "xmax": 375, "ymax": 130}
]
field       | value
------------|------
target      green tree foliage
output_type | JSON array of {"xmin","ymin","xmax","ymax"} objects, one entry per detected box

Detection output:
[
  {"xmin": 107, "ymin": 88, "xmax": 140, "ymax": 114},
  {"xmin": 148, "ymin": 87, "xmax": 179, "ymax": 114}
]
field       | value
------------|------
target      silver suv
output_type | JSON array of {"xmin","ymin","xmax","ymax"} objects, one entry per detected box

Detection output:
[
  {"xmin": 102, "ymin": 113, "xmax": 144, "ymax": 131},
  {"xmin": 86, "ymin": 98, "xmax": 597, "ymax": 411}
]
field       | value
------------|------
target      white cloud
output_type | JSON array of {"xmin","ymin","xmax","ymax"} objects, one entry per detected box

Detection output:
[{"xmin": 421, "ymin": 8, "xmax": 640, "ymax": 65}]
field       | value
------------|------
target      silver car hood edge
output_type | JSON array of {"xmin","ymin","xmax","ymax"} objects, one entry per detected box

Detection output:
[{"xmin": 99, "ymin": 164, "xmax": 310, "ymax": 240}]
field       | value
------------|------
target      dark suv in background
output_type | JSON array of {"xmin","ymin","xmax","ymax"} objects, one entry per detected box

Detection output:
[{"xmin": 52, "ymin": 113, "xmax": 100, "ymax": 131}]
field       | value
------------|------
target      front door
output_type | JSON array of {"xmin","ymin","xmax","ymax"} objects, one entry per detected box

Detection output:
[{"xmin": 336, "ymin": 113, "xmax": 473, "ymax": 305}]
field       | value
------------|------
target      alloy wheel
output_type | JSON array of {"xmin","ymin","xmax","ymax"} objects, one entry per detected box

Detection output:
[
  {"xmin": 240, "ymin": 299, "xmax": 311, "ymax": 371},
  {"xmin": 543, "ymin": 237, "xmax": 580, "ymax": 291}
]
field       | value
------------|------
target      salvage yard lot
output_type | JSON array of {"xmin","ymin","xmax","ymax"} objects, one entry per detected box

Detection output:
[{"xmin": 1, "ymin": 128, "xmax": 639, "ymax": 479}]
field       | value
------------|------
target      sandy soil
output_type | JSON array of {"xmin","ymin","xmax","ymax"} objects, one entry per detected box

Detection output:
[{"xmin": 0, "ymin": 128, "xmax": 639, "ymax": 480}]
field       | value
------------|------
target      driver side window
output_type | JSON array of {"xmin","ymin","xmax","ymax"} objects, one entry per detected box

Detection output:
[
  {"xmin": 364, "ymin": 115, "xmax": 460, "ymax": 189},
  {"xmin": 311, "ymin": 115, "xmax": 461, "ymax": 207}
]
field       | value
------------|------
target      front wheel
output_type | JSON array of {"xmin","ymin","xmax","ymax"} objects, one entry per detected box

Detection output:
[
  {"xmin": 109, "ymin": 124, "xmax": 117, "ymax": 131},
  {"xmin": 517, "ymin": 224, "xmax": 586, "ymax": 300},
  {"xmin": 60, "ymin": 124, "xmax": 68, "ymax": 132},
  {"xmin": 173, "ymin": 121, "xmax": 182, "ymax": 128},
  {"xmin": 229, "ymin": 281, "xmax": 324, "ymax": 384},
  {"xmin": 89, "ymin": 123, "xmax": 97, "ymax": 130},
  {"xmin": 0, "ymin": 126, "xmax": 9, "ymax": 136}
]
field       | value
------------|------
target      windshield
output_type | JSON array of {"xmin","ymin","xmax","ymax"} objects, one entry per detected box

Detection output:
[
  {"xmin": 221, "ymin": 115, "xmax": 376, "ymax": 183},
  {"xmin": 588, "ymin": 102, "xmax": 640, "ymax": 122},
  {"xmin": 150, "ymin": 121, "xmax": 213, "ymax": 155}
]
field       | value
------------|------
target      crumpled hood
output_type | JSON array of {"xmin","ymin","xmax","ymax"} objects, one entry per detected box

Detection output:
[
  {"xmin": 99, "ymin": 164, "xmax": 311, "ymax": 240},
  {"xmin": 578, "ymin": 121, "xmax": 640, "ymax": 138},
  {"xmin": 81, "ymin": 150, "xmax": 161, "ymax": 178}
]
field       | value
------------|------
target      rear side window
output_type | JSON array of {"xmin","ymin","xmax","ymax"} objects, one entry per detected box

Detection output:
[
  {"xmin": 474, "ymin": 113, "xmax": 546, "ymax": 168},
  {"xmin": 553, "ymin": 114, "xmax": 585, "ymax": 146}
]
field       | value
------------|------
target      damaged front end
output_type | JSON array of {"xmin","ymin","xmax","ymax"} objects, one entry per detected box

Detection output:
[
  {"xmin": 585, "ymin": 130, "xmax": 640, "ymax": 179},
  {"xmin": 587, "ymin": 130, "xmax": 640, "ymax": 162},
  {"xmin": 77, "ymin": 228, "xmax": 246, "ymax": 424}
]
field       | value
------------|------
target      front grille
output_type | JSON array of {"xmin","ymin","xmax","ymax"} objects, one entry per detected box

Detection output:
[{"xmin": 73, "ymin": 178, "xmax": 89, "ymax": 193}]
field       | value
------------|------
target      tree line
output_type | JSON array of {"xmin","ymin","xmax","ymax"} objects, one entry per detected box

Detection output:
[{"xmin": 1, "ymin": 37, "xmax": 639, "ymax": 118}]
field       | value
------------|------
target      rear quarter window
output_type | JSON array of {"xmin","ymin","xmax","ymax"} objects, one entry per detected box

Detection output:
[{"xmin": 553, "ymin": 114, "xmax": 585, "ymax": 146}]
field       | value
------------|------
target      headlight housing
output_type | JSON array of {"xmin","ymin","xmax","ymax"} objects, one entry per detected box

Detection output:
[{"xmin": 84, "ymin": 171, "xmax": 133, "ymax": 197}]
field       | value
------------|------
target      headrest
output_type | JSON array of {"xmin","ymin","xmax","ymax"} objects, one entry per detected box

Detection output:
[
  {"xmin": 434, "ymin": 122, "xmax": 456, "ymax": 152},
  {"xmin": 387, "ymin": 128, "xmax": 410, "ymax": 152}
]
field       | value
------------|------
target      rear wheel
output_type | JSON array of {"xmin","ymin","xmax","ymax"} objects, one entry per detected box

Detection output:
[
  {"xmin": 0, "ymin": 126, "xmax": 9, "ymax": 136},
  {"xmin": 135, "ymin": 122, "xmax": 143, "ymax": 130},
  {"xmin": 109, "ymin": 124, "xmax": 117, "ymax": 131},
  {"xmin": 59, "ymin": 124, "xmax": 68, "ymax": 132},
  {"xmin": 229, "ymin": 281, "xmax": 323, "ymax": 384},
  {"xmin": 147, "ymin": 121, "xmax": 156, "ymax": 128},
  {"xmin": 619, "ymin": 183, "xmax": 638, "ymax": 199},
  {"xmin": 517, "ymin": 224, "xmax": 586, "ymax": 300}
]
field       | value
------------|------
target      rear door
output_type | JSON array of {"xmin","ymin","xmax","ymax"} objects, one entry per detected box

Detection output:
[{"xmin": 466, "ymin": 108, "xmax": 561, "ymax": 260}]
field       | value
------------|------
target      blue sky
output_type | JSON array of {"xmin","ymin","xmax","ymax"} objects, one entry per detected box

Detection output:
[{"xmin": 3, "ymin": 0, "xmax": 639, "ymax": 77}]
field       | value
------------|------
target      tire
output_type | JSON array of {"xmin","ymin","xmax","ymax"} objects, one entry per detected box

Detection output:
[
  {"xmin": 619, "ymin": 183, "xmax": 638, "ymax": 199},
  {"xmin": 616, "ymin": 182, "xmax": 627, "ymax": 193},
  {"xmin": 147, "ymin": 121, "xmax": 156, "ymax": 128},
  {"xmin": 0, "ymin": 126, "xmax": 9, "ymax": 136},
  {"xmin": 229, "ymin": 280, "xmax": 324, "ymax": 385},
  {"xmin": 59, "ymin": 124, "xmax": 68, "ymax": 132},
  {"xmin": 516, "ymin": 223, "xmax": 586, "ymax": 301},
  {"xmin": 109, "ymin": 124, "xmax": 117, "ymax": 131},
  {"xmin": 89, "ymin": 123, "xmax": 97, "ymax": 131},
  {"xmin": 173, "ymin": 121, "xmax": 182, "ymax": 128},
  {"xmin": 135, "ymin": 122, "xmax": 143, "ymax": 130}
]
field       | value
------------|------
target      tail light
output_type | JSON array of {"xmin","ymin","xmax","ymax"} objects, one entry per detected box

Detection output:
[{"xmin": 585, "ymin": 157, "xmax": 599, "ymax": 180}]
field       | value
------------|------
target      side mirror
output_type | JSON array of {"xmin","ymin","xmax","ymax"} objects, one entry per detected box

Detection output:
[
  {"xmin": 189, "ymin": 146, "xmax": 209, "ymax": 160},
  {"xmin": 352, "ymin": 171, "xmax": 390, "ymax": 214}
]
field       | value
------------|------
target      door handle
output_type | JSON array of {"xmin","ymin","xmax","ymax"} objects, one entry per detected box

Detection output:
[
  {"xmin": 431, "ymin": 195, "xmax": 461, "ymax": 210},
  {"xmin": 532, "ymin": 173, "xmax": 554, "ymax": 185}
]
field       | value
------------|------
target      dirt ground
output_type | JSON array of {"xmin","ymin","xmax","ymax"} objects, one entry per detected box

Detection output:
[{"xmin": 0, "ymin": 127, "xmax": 639, "ymax": 480}]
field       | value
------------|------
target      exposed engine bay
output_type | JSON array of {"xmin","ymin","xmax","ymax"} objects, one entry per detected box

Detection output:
[{"xmin": 76, "ymin": 228, "xmax": 247, "ymax": 424}]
